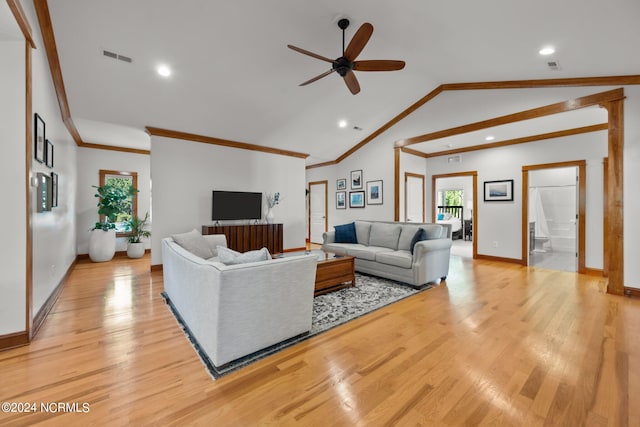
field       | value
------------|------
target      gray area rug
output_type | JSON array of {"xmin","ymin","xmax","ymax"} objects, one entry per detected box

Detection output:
[{"xmin": 162, "ymin": 273, "xmax": 433, "ymax": 379}]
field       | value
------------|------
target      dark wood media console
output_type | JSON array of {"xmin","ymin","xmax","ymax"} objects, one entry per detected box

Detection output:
[{"xmin": 201, "ymin": 224, "xmax": 283, "ymax": 254}]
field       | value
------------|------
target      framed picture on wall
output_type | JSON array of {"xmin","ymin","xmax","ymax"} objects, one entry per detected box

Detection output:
[
  {"xmin": 366, "ymin": 180, "xmax": 383, "ymax": 205},
  {"xmin": 45, "ymin": 139, "xmax": 54, "ymax": 168},
  {"xmin": 51, "ymin": 172, "xmax": 58, "ymax": 207},
  {"xmin": 349, "ymin": 191, "xmax": 365, "ymax": 208},
  {"xmin": 34, "ymin": 113, "xmax": 45, "ymax": 163},
  {"xmin": 484, "ymin": 179, "xmax": 514, "ymax": 201},
  {"xmin": 350, "ymin": 170, "xmax": 363, "ymax": 189},
  {"xmin": 36, "ymin": 172, "xmax": 51, "ymax": 212},
  {"xmin": 337, "ymin": 178, "xmax": 346, "ymax": 190},
  {"xmin": 336, "ymin": 191, "xmax": 346, "ymax": 209}
]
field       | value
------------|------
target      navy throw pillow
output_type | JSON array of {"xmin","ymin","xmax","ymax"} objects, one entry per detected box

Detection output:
[
  {"xmin": 334, "ymin": 222, "xmax": 357, "ymax": 243},
  {"xmin": 410, "ymin": 228, "xmax": 427, "ymax": 254}
]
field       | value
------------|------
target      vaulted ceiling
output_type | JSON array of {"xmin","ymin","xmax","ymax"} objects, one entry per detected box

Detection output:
[{"xmin": 43, "ymin": 0, "xmax": 640, "ymax": 164}]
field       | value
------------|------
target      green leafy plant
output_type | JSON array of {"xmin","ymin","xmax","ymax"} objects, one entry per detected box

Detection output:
[
  {"xmin": 124, "ymin": 212, "xmax": 151, "ymax": 243},
  {"xmin": 93, "ymin": 184, "xmax": 139, "ymax": 231}
]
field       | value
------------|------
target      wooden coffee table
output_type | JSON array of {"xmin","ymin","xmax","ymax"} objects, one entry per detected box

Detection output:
[
  {"xmin": 313, "ymin": 251, "xmax": 355, "ymax": 296},
  {"xmin": 275, "ymin": 250, "xmax": 355, "ymax": 296}
]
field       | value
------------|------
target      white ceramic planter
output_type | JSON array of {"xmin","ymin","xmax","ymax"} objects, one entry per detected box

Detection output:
[
  {"xmin": 89, "ymin": 229, "xmax": 116, "ymax": 262},
  {"xmin": 127, "ymin": 242, "xmax": 146, "ymax": 259}
]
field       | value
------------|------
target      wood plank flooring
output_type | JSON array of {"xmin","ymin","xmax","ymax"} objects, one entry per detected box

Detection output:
[{"xmin": 1, "ymin": 254, "xmax": 638, "ymax": 426}]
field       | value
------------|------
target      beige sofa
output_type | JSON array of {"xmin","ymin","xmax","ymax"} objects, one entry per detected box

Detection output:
[
  {"xmin": 322, "ymin": 221, "xmax": 452, "ymax": 289},
  {"xmin": 162, "ymin": 235, "xmax": 317, "ymax": 367}
]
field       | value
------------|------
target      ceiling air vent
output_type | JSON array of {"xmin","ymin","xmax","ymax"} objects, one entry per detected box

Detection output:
[
  {"xmin": 547, "ymin": 60, "xmax": 561, "ymax": 71},
  {"xmin": 102, "ymin": 49, "xmax": 133, "ymax": 64},
  {"xmin": 103, "ymin": 50, "xmax": 117, "ymax": 59},
  {"xmin": 447, "ymin": 155, "xmax": 461, "ymax": 164}
]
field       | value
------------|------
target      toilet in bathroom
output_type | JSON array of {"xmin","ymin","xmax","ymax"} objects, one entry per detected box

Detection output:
[{"xmin": 533, "ymin": 236, "xmax": 550, "ymax": 252}]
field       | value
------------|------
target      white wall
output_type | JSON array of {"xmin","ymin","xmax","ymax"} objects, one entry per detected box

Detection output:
[
  {"xmin": 25, "ymin": 0, "xmax": 78, "ymax": 316},
  {"xmin": 426, "ymin": 132, "xmax": 607, "ymax": 265},
  {"xmin": 150, "ymin": 136, "xmax": 307, "ymax": 265},
  {"xmin": 76, "ymin": 148, "xmax": 151, "ymax": 254},
  {"xmin": 304, "ymin": 86, "xmax": 640, "ymax": 289},
  {"xmin": 0, "ymin": 40, "xmax": 27, "ymax": 335},
  {"xmin": 306, "ymin": 130, "xmax": 402, "ymax": 232}
]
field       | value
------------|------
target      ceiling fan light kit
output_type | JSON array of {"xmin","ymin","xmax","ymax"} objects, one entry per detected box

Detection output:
[{"xmin": 288, "ymin": 18, "xmax": 405, "ymax": 95}]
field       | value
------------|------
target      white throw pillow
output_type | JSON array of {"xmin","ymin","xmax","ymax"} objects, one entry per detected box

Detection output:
[
  {"xmin": 171, "ymin": 229, "xmax": 214, "ymax": 259},
  {"xmin": 217, "ymin": 246, "xmax": 272, "ymax": 265}
]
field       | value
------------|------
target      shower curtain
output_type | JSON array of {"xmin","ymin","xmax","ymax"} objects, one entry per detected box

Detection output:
[{"xmin": 529, "ymin": 188, "xmax": 549, "ymax": 238}]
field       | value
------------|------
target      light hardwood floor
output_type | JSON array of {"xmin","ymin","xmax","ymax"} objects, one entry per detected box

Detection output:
[{"xmin": 1, "ymin": 254, "xmax": 638, "ymax": 426}]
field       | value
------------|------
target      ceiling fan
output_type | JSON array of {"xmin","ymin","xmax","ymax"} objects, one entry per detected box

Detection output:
[{"xmin": 287, "ymin": 18, "xmax": 405, "ymax": 95}]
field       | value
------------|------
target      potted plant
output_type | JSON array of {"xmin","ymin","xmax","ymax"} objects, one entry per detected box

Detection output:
[
  {"xmin": 124, "ymin": 212, "xmax": 151, "ymax": 258},
  {"xmin": 89, "ymin": 183, "xmax": 138, "ymax": 262}
]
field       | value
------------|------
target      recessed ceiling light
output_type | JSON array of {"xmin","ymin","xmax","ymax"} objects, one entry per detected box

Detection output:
[
  {"xmin": 539, "ymin": 46, "xmax": 555, "ymax": 56},
  {"xmin": 157, "ymin": 65, "xmax": 171, "ymax": 77},
  {"xmin": 338, "ymin": 120, "xmax": 347, "ymax": 128},
  {"xmin": 485, "ymin": 135, "xmax": 495, "ymax": 141}
]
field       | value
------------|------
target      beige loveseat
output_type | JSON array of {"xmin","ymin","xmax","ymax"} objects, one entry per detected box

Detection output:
[
  {"xmin": 162, "ymin": 235, "xmax": 317, "ymax": 368},
  {"xmin": 322, "ymin": 221, "xmax": 452, "ymax": 289}
]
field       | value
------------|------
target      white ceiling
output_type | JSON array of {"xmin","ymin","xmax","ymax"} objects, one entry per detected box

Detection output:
[{"xmin": 44, "ymin": 0, "xmax": 640, "ymax": 163}]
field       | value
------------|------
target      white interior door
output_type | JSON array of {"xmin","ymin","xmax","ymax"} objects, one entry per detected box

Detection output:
[
  {"xmin": 405, "ymin": 173, "xmax": 425, "ymax": 222},
  {"xmin": 309, "ymin": 182, "xmax": 327, "ymax": 244}
]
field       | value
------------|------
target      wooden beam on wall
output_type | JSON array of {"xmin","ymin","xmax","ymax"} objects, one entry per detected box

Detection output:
[
  {"xmin": 334, "ymin": 86, "xmax": 445, "ymax": 165},
  {"xmin": 394, "ymin": 147, "xmax": 400, "ymax": 221},
  {"xmin": 25, "ymin": 41, "xmax": 33, "ymax": 339},
  {"xmin": 304, "ymin": 75, "xmax": 640, "ymax": 168},
  {"xmin": 419, "ymin": 123, "xmax": 609, "ymax": 158},
  {"xmin": 400, "ymin": 147, "xmax": 429, "ymax": 158},
  {"xmin": 603, "ymin": 98, "xmax": 624, "ymax": 295},
  {"xmin": 146, "ymin": 127, "xmax": 309, "ymax": 159},
  {"xmin": 397, "ymin": 89, "xmax": 624, "ymax": 147},
  {"xmin": 6, "ymin": 0, "xmax": 36, "ymax": 48}
]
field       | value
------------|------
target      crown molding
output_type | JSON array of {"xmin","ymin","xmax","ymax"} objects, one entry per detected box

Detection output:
[
  {"xmin": 79, "ymin": 142, "xmax": 150, "ymax": 155},
  {"xmin": 441, "ymin": 75, "xmax": 640, "ymax": 90},
  {"xmin": 33, "ymin": 0, "xmax": 83, "ymax": 145},
  {"xmin": 146, "ymin": 127, "xmax": 309, "ymax": 159}
]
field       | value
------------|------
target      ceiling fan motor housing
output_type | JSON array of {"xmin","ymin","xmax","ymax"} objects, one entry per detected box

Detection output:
[{"xmin": 333, "ymin": 57, "xmax": 354, "ymax": 76}]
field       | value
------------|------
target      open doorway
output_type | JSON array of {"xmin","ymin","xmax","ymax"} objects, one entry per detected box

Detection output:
[
  {"xmin": 432, "ymin": 172, "xmax": 478, "ymax": 259},
  {"xmin": 523, "ymin": 161, "xmax": 586, "ymax": 273}
]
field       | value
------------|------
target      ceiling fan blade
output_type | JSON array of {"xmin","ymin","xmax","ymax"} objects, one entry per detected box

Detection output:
[
  {"xmin": 287, "ymin": 45, "xmax": 334, "ymax": 63},
  {"xmin": 353, "ymin": 60, "xmax": 406, "ymax": 72},
  {"xmin": 343, "ymin": 71, "xmax": 361, "ymax": 95},
  {"xmin": 344, "ymin": 22, "xmax": 373, "ymax": 61},
  {"xmin": 299, "ymin": 69, "xmax": 335, "ymax": 86}
]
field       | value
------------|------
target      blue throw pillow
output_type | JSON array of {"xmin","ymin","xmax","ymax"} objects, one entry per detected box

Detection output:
[
  {"xmin": 410, "ymin": 228, "xmax": 427, "ymax": 254},
  {"xmin": 334, "ymin": 222, "xmax": 357, "ymax": 243},
  {"xmin": 437, "ymin": 213, "xmax": 445, "ymax": 220}
]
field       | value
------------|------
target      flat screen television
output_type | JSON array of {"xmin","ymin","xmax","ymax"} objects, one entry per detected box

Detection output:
[{"xmin": 212, "ymin": 190, "xmax": 262, "ymax": 221}]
